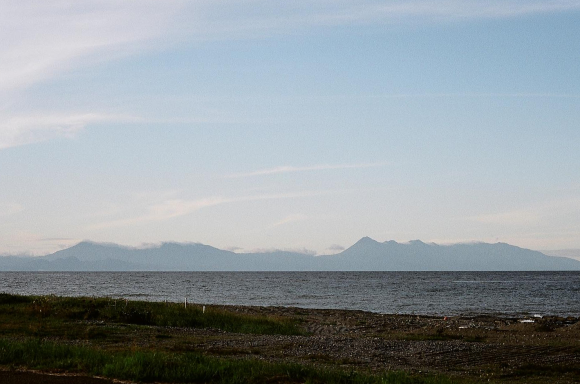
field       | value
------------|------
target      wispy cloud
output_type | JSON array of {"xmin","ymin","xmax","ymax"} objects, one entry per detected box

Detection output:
[
  {"xmin": 362, "ymin": 92, "xmax": 580, "ymax": 99},
  {"xmin": 227, "ymin": 162, "xmax": 386, "ymax": 178},
  {"xmin": 225, "ymin": 246, "xmax": 244, "ymax": 252},
  {"xmin": 38, "ymin": 237, "xmax": 77, "ymax": 242},
  {"xmin": 0, "ymin": 1, "xmax": 186, "ymax": 149},
  {"xmin": 4, "ymin": 1, "xmax": 576, "ymax": 95},
  {"xmin": 3, "ymin": 0, "xmax": 579, "ymax": 150},
  {"xmin": 89, "ymin": 197, "xmax": 228, "ymax": 230},
  {"xmin": 0, "ymin": 113, "xmax": 141, "ymax": 149},
  {"xmin": 362, "ymin": 0, "xmax": 580, "ymax": 20},
  {"xmin": 175, "ymin": 1, "xmax": 580, "ymax": 40},
  {"xmin": 0, "ymin": 0, "xmax": 183, "ymax": 93},
  {"xmin": 0, "ymin": 111, "xmax": 270, "ymax": 151},
  {"xmin": 240, "ymin": 247, "xmax": 317, "ymax": 256},
  {"xmin": 271, "ymin": 214, "xmax": 308, "ymax": 228},
  {"xmin": 326, "ymin": 244, "xmax": 345, "ymax": 253},
  {"xmin": 0, "ymin": 231, "xmax": 80, "ymax": 256},
  {"xmin": 89, "ymin": 190, "xmax": 331, "ymax": 230}
]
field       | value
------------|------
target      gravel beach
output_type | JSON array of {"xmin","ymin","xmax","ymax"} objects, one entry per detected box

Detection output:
[{"xmin": 3, "ymin": 304, "xmax": 580, "ymax": 383}]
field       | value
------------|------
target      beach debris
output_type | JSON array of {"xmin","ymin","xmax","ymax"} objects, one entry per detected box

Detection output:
[{"xmin": 519, "ymin": 319, "xmax": 535, "ymax": 323}]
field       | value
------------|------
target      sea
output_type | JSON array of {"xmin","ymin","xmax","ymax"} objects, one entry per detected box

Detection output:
[{"xmin": 1, "ymin": 271, "xmax": 579, "ymax": 317}]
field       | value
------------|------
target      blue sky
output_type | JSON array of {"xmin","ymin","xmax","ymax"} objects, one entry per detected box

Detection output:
[{"xmin": 1, "ymin": 0, "xmax": 579, "ymax": 255}]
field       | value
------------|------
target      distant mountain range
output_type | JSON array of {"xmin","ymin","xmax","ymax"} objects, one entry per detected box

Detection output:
[{"xmin": 1, "ymin": 237, "xmax": 580, "ymax": 271}]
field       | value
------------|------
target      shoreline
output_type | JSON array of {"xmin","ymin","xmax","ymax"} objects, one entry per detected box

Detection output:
[
  {"xmin": 201, "ymin": 301, "xmax": 580, "ymax": 320},
  {"xmin": 1, "ymin": 294, "xmax": 579, "ymax": 383}
]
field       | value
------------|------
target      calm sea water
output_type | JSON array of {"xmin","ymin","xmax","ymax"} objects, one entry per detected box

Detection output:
[{"xmin": 1, "ymin": 271, "xmax": 579, "ymax": 317}]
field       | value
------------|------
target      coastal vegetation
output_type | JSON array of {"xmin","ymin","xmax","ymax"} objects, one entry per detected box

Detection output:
[
  {"xmin": 0, "ymin": 293, "xmax": 579, "ymax": 383},
  {"xmin": 0, "ymin": 293, "xmax": 302, "ymax": 336},
  {"xmin": 0, "ymin": 293, "xmax": 452, "ymax": 383},
  {"xmin": 0, "ymin": 339, "xmax": 454, "ymax": 384}
]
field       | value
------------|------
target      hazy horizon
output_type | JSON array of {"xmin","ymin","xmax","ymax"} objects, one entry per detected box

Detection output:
[
  {"xmin": 1, "ymin": 1, "xmax": 579, "ymax": 256},
  {"xmin": 3, "ymin": 237, "xmax": 580, "ymax": 264}
]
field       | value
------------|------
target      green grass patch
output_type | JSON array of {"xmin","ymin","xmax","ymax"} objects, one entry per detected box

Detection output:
[
  {"xmin": 0, "ymin": 293, "xmax": 33, "ymax": 305},
  {"xmin": 0, "ymin": 293, "xmax": 302, "ymax": 336},
  {"xmin": 0, "ymin": 338, "xmax": 459, "ymax": 384}
]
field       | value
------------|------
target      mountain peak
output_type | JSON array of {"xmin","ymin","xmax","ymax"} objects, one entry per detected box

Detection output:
[
  {"xmin": 408, "ymin": 240, "xmax": 428, "ymax": 246},
  {"xmin": 342, "ymin": 237, "xmax": 382, "ymax": 253},
  {"xmin": 71, "ymin": 241, "xmax": 107, "ymax": 249},
  {"xmin": 353, "ymin": 236, "xmax": 380, "ymax": 245},
  {"xmin": 71, "ymin": 241, "xmax": 131, "ymax": 251},
  {"xmin": 7, "ymin": 238, "xmax": 579, "ymax": 271}
]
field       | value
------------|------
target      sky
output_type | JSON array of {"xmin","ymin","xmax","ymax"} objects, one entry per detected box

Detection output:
[{"xmin": 1, "ymin": 0, "xmax": 579, "ymax": 256}]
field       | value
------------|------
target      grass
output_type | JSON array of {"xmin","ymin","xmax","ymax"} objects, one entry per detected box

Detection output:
[
  {"xmin": 0, "ymin": 293, "xmax": 302, "ymax": 336},
  {"xmin": 0, "ymin": 293, "xmax": 467, "ymax": 383},
  {"xmin": 0, "ymin": 339, "xmax": 458, "ymax": 384}
]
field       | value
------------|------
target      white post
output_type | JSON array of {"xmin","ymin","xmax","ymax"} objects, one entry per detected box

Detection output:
[
  {"xmin": 203, "ymin": 305, "xmax": 206, "ymax": 314},
  {"xmin": 184, "ymin": 297, "xmax": 187, "ymax": 308}
]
